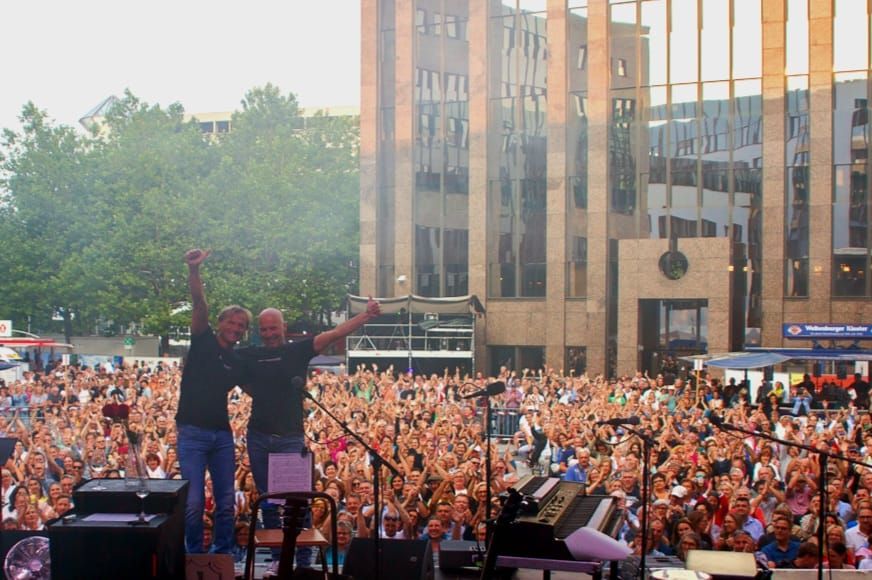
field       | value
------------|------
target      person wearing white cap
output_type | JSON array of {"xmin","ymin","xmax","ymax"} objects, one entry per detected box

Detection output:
[{"xmin": 670, "ymin": 484, "xmax": 689, "ymax": 515}]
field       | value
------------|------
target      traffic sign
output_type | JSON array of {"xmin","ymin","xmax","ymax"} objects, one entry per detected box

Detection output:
[{"xmin": 0, "ymin": 321, "xmax": 11, "ymax": 338}]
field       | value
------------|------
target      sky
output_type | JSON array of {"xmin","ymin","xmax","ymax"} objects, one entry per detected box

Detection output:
[{"xmin": 1, "ymin": 0, "xmax": 361, "ymax": 133}]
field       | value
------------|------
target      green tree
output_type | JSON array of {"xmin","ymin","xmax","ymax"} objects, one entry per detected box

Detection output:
[
  {"xmin": 0, "ymin": 103, "xmax": 99, "ymax": 341},
  {"xmin": 0, "ymin": 87, "xmax": 361, "ymax": 349},
  {"xmin": 202, "ymin": 85, "xmax": 360, "ymax": 331}
]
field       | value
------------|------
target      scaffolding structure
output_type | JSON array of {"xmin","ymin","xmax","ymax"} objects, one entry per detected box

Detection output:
[{"xmin": 344, "ymin": 294, "xmax": 482, "ymax": 375}]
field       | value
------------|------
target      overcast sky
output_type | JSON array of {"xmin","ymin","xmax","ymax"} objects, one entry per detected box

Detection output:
[{"xmin": 1, "ymin": 0, "xmax": 361, "ymax": 132}]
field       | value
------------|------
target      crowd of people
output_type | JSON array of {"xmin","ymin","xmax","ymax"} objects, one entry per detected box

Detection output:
[
  {"xmin": 1, "ymin": 248, "xmax": 871, "ymax": 573},
  {"xmin": 0, "ymin": 357, "xmax": 870, "ymax": 571}
]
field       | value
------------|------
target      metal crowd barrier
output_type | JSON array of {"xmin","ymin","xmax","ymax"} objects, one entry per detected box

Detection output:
[{"xmin": 472, "ymin": 405, "xmax": 522, "ymax": 440}]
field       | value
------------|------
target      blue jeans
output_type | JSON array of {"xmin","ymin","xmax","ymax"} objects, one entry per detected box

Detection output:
[
  {"xmin": 792, "ymin": 396, "xmax": 812, "ymax": 416},
  {"xmin": 178, "ymin": 424, "xmax": 236, "ymax": 554},
  {"xmin": 247, "ymin": 428, "xmax": 312, "ymax": 565}
]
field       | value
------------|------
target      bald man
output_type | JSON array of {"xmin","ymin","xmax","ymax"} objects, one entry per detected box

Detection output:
[{"xmin": 237, "ymin": 298, "xmax": 380, "ymax": 555}]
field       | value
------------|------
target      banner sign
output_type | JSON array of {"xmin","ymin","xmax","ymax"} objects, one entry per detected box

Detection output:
[{"xmin": 783, "ymin": 323, "xmax": 872, "ymax": 340}]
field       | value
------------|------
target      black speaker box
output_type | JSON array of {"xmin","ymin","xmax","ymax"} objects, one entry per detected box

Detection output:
[
  {"xmin": 72, "ymin": 478, "xmax": 187, "ymax": 516},
  {"xmin": 49, "ymin": 479, "xmax": 189, "ymax": 580},
  {"xmin": 343, "ymin": 538, "xmax": 433, "ymax": 580},
  {"xmin": 49, "ymin": 514, "xmax": 182, "ymax": 580}
]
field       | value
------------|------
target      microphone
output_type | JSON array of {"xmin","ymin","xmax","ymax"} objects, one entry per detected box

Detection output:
[
  {"xmin": 594, "ymin": 416, "xmax": 641, "ymax": 427},
  {"xmin": 460, "ymin": 381, "xmax": 506, "ymax": 399}
]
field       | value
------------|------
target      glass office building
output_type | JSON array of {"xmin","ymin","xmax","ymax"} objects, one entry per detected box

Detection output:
[{"xmin": 360, "ymin": 0, "xmax": 872, "ymax": 376}]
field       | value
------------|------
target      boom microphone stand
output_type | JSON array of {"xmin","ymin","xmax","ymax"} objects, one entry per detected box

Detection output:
[
  {"xmin": 300, "ymin": 380, "xmax": 401, "ymax": 580},
  {"xmin": 710, "ymin": 414, "xmax": 868, "ymax": 580},
  {"xmin": 460, "ymin": 380, "xmax": 505, "ymax": 545},
  {"xmin": 617, "ymin": 423, "xmax": 656, "ymax": 580}
]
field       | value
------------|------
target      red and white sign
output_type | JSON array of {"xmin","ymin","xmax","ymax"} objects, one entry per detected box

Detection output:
[{"xmin": 0, "ymin": 321, "xmax": 11, "ymax": 338}]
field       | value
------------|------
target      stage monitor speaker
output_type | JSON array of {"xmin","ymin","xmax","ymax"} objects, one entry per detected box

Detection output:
[
  {"xmin": 49, "ymin": 513, "xmax": 183, "ymax": 580},
  {"xmin": 343, "ymin": 538, "xmax": 433, "ymax": 580},
  {"xmin": 53, "ymin": 479, "xmax": 189, "ymax": 580},
  {"xmin": 685, "ymin": 550, "xmax": 757, "ymax": 580},
  {"xmin": 73, "ymin": 478, "xmax": 187, "ymax": 517}
]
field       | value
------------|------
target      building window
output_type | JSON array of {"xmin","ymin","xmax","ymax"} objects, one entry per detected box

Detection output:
[
  {"xmin": 488, "ymin": 346, "xmax": 545, "ymax": 377},
  {"xmin": 617, "ymin": 58, "xmax": 627, "ymax": 77},
  {"xmin": 577, "ymin": 45, "xmax": 587, "ymax": 70},
  {"xmin": 565, "ymin": 347, "xmax": 587, "ymax": 376},
  {"xmin": 416, "ymin": 8, "xmax": 426, "ymax": 34}
]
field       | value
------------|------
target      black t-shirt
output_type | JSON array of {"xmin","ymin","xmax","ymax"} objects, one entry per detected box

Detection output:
[
  {"xmin": 176, "ymin": 328, "xmax": 245, "ymax": 430},
  {"xmin": 238, "ymin": 339, "xmax": 316, "ymax": 436}
]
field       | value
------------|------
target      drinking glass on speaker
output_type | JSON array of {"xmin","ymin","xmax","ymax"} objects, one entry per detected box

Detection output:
[{"xmin": 135, "ymin": 479, "xmax": 150, "ymax": 524}]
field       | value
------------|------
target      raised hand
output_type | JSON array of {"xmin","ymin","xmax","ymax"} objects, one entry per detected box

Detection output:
[
  {"xmin": 184, "ymin": 248, "xmax": 211, "ymax": 268},
  {"xmin": 366, "ymin": 297, "xmax": 381, "ymax": 318}
]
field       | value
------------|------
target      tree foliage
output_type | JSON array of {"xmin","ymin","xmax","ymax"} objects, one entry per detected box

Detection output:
[{"xmin": 0, "ymin": 87, "xmax": 360, "ymax": 347}]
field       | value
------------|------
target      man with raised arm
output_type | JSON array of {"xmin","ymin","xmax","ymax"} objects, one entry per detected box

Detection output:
[
  {"xmin": 240, "ymin": 298, "xmax": 381, "ymax": 480},
  {"xmin": 176, "ymin": 249, "xmax": 251, "ymax": 554},
  {"xmin": 237, "ymin": 298, "xmax": 380, "ymax": 567}
]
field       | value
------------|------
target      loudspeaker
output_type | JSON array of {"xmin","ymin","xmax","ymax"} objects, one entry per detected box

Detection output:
[
  {"xmin": 837, "ymin": 365, "xmax": 847, "ymax": 380},
  {"xmin": 51, "ymin": 479, "xmax": 189, "ymax": 579},
  {"xmin": 813, "ymin": 364, "xmax": 822, "ymax": 378},
  {"xmin": 73, "ymin": 478, "xmax": 187, "ymax": 517},
  {"xmin": 49, "ymin": 513, "xmax": 184, "ymax": 580},
  {"xmin": 343, "ymin": 538, "xmax": 433, "ymax": 580},
  {"xmin": 763, "ymin": 367, "xmax": 773, "ymax": 381}
]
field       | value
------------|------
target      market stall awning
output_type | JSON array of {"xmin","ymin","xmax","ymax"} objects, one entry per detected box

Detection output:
[
  {"xmin": 746, "ymin": 347, "xmax": 872, "ymax": 362},
  {"xmin": 704, "ymin": 351, "xmax": 792, "ymax": 369}
]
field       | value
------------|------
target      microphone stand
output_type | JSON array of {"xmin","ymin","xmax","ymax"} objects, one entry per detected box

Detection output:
[
  {"xmin": 711, "ymin": 416, "xmax": 868, "ymax": 580},
  {"xmin": 460, "ymin": 381, "xmax": 504, "ymax": 546},
  {"xmin": 303, "ymin": 390, "xmax": 401, "ymax": 580},
  {"xmin": 619, "ymin": 424, "xmax": 657, "ymax": 580}
]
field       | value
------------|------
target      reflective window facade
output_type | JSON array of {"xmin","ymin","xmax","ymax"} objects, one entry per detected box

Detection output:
[
  {"xmin": 361, "ymin": 0, "xmax": 870, "ymax": 376},
  {"xmin": 414, "ymin": 0, "xmax": 470, "ymax": 297},
  {"xmin": 567, "ymin": 1, "xmax": 588, "ymax": 297},
  {"xmin": 786, "ymin": 76, "xmax": 810, "ymax": 297},
  {"xmin": 832, "ymin": 0, "xmax": 871, "ymax": 297},
  {"xmin": 377, "ymin": 0, "xmax": 397, "ymax": 297},
  {"xmin": 784, "ymin": 0, "xmax": 809, "ymax": 298},
  {"xmin": 487, "ymin": 0, "xmax": 548, "ymax": 298},
  {"xmin": 608, "ymin": 0, "xmax": 762, "ymax": 352}
]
